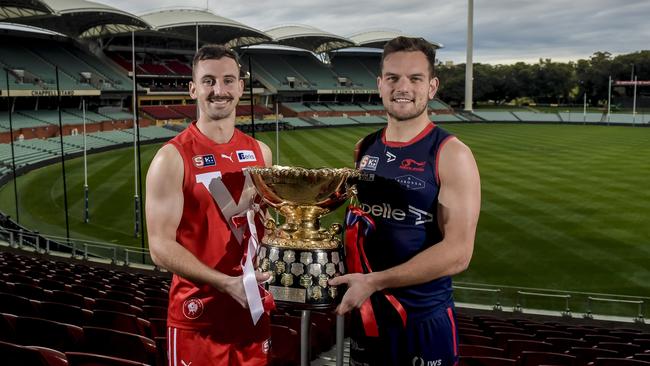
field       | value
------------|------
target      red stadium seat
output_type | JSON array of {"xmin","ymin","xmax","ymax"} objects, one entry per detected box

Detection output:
[
  {"xmin": 82, "ymin": 326, "xmax": 156, "ymax": 364},
  {"xmin": 505, "ymin": 339, "xmax": 553, "ymax": 358},
  {"xmin": 49, "ymin": 290, "xmax": 87, "ymax": 308},
  {"xmin": 65, "ymin": 351, "xmax": 149, "ymax": 366},
  {"xmin": 459, "ymin": 327, "xmax": 486, "ymax": 336},
  {"xmin": 518, "ymin": 351, "xmax": 576, "ymax": 366},
  {"xmin": 458, "ymin": 344, "xmax": 506, "ymax": 358},
  {"xmin": 15, "ymin": 316, "xmax": 84, "ymax": 352},
  {"xmin": 633, "ymin": 354, "xmax": 650, "ymax": 362},
  {"xmin": 0, "ymin": 313, "xmax": 17, "ymax": 342},
  {"xmin": 545, "ymin": 337, "xmax": 588, "ymax": 352},
  {"xmin": 148, "ymin": 318, "xmax": 166, "ymax": 339},
  {"xmin": 459, "ymin": 356, "xmax": 516, "ymax": 366},
  {"xmin": 92, "ymin": 298, "xmax": 143, "ymax": 317},
  {"xmin": 270, "ymin": 324, "xmax": 299, "ymax": 366},
  {"xmin": 593, "ymin": 358, "xmax": 650, "ymax": 366},
  {"xmin": 0, "ymin": 292, "xmax": 38, "ymax": 317},
  {"xmin": 37, "ymin": 301, "xmax": 93, "ymax": 326},
  {"xmin": 37, "ymin": 278, "xmax": 67, "ymax": 291},
  {"xmin": 0, "ymin": 340, "xmax": 60, "ymax": 366},
  {"xmin": 493, "ymin": 332, "xmax": 535, "ymax": 349},
  {"xmin": 596, "ymin": 342, "xmax": 642, "ymax": 357},
  {"xmin": 89, "ymin": 310, "xmax": 151, "ymax": 337},
  {"xmin": 24, "ymin": 345, "xmax": 68, "ymax": 366},
  {"xmin": 486, "ymin": 325, "xmax": 525, "ymax": 335},
  {"xmin": 459, "ymin": 334, "xmax": 494, "ymax": 346},
  {"xmin": 535, "ymin": 329, "xmax": 572, "ymax": 339},
  {"xmin": 141, "ymin": 305, "xmax": 167, "ymax": 320},
  {"xmin": 584, "ymin": 334, "xmax": 624, "ymax": 345},
  {"xmin": 567, "ymin": 347, "xmax": 619, "ymax": 366}
]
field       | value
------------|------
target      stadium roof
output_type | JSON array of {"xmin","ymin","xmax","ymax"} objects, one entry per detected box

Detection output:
[
  {"xmin": 265, "ymin": 25, "xmax": 355, "ymax": 54},
  {"xmin": 2, "ymin": 0, "xmax": 149, "ymax": 38},
  {"xmin": 0, "ymin": 0, "xmax": 51, "ymax": 19},
  {"xmin": 349, "ymin": 30, "xmax": 443, "ymax": 49},
  {"xmin": 139, "ymin": 9, "xmax": 271, "ymax": 48}
]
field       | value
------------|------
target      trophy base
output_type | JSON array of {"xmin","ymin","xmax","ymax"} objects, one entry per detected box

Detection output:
[{"xmin": 258, "ymin": 243, "xmax": 345, "ymax": 309}]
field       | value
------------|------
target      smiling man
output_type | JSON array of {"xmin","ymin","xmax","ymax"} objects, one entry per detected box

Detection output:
[
  {"xmin": 146, "ymin": 45, "xmax": 274, "ymax": 365},
  {"xmin": 330, "ymin": 37, "xmax": 481, "ymax": 366}
]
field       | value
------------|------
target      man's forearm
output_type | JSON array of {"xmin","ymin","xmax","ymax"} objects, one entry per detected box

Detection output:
[
  {"xmin": 369, "ymin": 238, "xmax": 472, "ymax": 291},
  {"xmin": 150, "ymin": 237, "xmax": 233, "ymax": 292}
]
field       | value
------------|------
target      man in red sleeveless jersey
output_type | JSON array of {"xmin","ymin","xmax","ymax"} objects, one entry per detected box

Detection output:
[{"xmin": 146, "ymin": 45, "xmax": 274, "ymax": 365}]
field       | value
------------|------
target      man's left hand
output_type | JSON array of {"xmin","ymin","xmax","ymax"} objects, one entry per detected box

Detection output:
[{"xmin": 329, "ymin": 273, "xmax": 378, "ymax": 315}]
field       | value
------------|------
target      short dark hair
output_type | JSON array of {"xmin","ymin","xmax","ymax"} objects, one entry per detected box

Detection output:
[
  {"xmin": 192, "ymin": 44, "xmax": 241, "ymax": 79},
  {"xmin": 380, "ymin": 36, "xmax": 437, "ymax": 78}
]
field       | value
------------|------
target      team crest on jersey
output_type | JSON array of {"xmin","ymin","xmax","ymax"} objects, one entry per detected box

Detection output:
[
  {"xmin": 395, "ymin": 175, "xmax": 426, "ymax": 190},
  {"xmin": 359, "ymin": 155, "xmax": 379, "ymax": 171},
  {"xmin": 192, "ymin": 154, "xmax": 216, "ymax": 168},
  {"xmin": 236, "ymin": 150, "xmax": 256, "ymax": 162},
  {"xmin": 182, "ymin": 297, "xmax": 204, "ymax": 319},
  {"xmin": 400, "ymin": 158, "xmax": 426, "ymax": 172}
]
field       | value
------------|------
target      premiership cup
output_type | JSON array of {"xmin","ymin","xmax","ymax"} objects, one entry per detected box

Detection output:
[{"xmin": 246, "ymin": 166, "xmax": 358, "ymax": 308}]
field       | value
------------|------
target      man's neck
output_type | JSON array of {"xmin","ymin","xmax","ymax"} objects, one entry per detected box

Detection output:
[
  {"xmin": 384, "ymin": 113, "xmax": 432, "ymax": 143},
  {"xmin": 196, "ymin": 117, "xmax": 236, "ymax": 144}
]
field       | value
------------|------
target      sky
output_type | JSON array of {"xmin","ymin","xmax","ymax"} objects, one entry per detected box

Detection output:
[{"xmin": 89, "ymin": 0, "xmax": 650, "ymax": 65}]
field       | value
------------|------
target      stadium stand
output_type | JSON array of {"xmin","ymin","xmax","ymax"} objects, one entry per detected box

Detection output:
[
  {"xmin": 431, "ymin": 113, "xmax": 465, "ymax": 122},
  {"xmin": 331, "ymin": 55, "xmax": 378, "ymax": 88},
  {"xmin": 2, "ymin": 246, "xmax": 650, "ymax": 366},
  {"xmin": 312, "ymin": 116, "xmax": 360, "ymax": 126},
  {"xmin": 559, "ymin": 112, "xmax": 604, "ymax": 123},
  {"xmin": 473, "ymin": 111, "xmax": 521, "ymax": 122},
  {"xmin": 512, "ymin": 111, "xmax": 562, "ymax": 122}
]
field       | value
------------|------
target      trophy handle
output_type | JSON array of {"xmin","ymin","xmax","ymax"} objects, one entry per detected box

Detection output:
[{"xmin": 347, "ymin": 184, "xmax": 359, "ymax": 207}]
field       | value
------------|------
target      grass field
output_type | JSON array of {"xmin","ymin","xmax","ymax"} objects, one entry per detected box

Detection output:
[{"xmin": 1, "ymin": 123, "xmax": 649, "ymax": 303}]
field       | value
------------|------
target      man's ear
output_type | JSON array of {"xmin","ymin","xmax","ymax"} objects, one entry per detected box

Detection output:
[
  {"xmin": 189, "ymin": 81, "xmax": 197, "ymax": 99},
  {"xmin": 429, "ymin": 77, "xmax": 439, "ymax": 100}
]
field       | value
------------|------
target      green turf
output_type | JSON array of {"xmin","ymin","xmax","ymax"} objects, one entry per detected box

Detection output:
[{"xmin": 1, "ymin": 124, "xmax": 649, "ymax": 300}]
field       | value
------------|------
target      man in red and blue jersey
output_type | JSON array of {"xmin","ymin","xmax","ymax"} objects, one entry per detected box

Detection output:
[
  {"xmin": 146, "ymin": 45, "xmax": 274, "ymax": 365},
  {"xmin": 330, "ymin": 37, "xmax": 481, "ymax": 366}
]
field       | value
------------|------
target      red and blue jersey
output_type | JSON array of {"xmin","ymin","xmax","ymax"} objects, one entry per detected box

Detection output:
[{"xmin": 355, "ymin": 123, "xmax": 455, "ymax": 315}]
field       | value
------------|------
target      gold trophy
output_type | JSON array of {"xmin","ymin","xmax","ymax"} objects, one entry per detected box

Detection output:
[{"xmin": 247, "ymin": 166, "xmax": 358, "ymax": 308}]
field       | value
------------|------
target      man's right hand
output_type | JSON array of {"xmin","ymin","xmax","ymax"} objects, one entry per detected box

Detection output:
[{"xmin": 223, "ymin": 271, "xmax": 271, "ymax": 308}]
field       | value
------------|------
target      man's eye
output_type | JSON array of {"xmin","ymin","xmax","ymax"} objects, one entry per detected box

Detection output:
[{"xmin": 202, "ymin": 79, "xmax": 215, "ymax": 86}]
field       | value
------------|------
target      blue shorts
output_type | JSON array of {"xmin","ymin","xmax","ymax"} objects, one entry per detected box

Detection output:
[{"xmin": 350, "ymin": 301, "xmax": 459, "ymax": 366}]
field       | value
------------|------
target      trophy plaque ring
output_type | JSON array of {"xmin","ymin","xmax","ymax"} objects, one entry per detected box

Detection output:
[{"xmin": 247, "ymin": 166, "xmax": 359, "ymax": 308}]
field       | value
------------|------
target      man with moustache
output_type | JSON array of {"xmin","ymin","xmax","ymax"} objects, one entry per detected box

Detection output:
[
  {"xmin": 330, "ymin": 37, "xmax": 481, "ymax": 365},
  {"xmin": 146, "ymin": 45, "xmax": 274, "ymax": 365}
]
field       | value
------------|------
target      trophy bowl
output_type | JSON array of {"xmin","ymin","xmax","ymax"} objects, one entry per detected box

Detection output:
[{"xmin": 247, "ymin": 166, "xmax": 359, "ymax": 308}]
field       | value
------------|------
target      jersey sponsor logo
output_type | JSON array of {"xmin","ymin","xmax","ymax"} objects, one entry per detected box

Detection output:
[
  {"xmin": 359, "ymin": 172, "xmax": 375, "ymax": 181},
  {"xmin": 412, "ymin": 356, "xmax": 442, "ymax": 366},
  {"xmin": 361, "ymin": 202, "xmax": 433, "ymax": 225},
  {"xmin": 386, "ymin": 151, "xmax": 397, "ymax": 162},
  {"xmin": 400, "ymin": 158, "xmax": 426, "ymax": 172},
  {"xmin": 360, "ymin": 202, "xmax": 406, "ymax": 221},
  {"xmin": 221, "ymin": 152, "xmax": 234, "ymax": 162},
  {"xmin": 359, "ymin": 155, "xmax": 379, "ymax": 171},
  {"xmin": 192, "ymin": 154, "xmax": 216, "ymax": 168},
  {"xmin": 182, "ymin": 297, "xmax": 204, "ymax": 320},
  {"xmin": 395, "ymin": 175, "xmax": 426, "ymax": 190},
  {"xmin": 236, "ymin": 150, "xmax": 256, "ymax": 162},
  {"xmin": 409, "ymin": 205, "xmax": 434, "ymax": 225}
]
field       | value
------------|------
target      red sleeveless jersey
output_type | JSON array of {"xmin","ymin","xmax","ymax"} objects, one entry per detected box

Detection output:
[{"xmin": 166, "ymin": 122, "xmax": 271, "ymax": 341}]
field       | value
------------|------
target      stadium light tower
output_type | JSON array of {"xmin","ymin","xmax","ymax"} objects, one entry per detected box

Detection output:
[{"xmin": 464, "ymin": 0, "xmax": 474, "ymax": 112}]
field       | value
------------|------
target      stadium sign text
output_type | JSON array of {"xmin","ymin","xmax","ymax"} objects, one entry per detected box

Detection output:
[
  {"xmin": 317, "ymin": 89, "xmax": 378, "ymax": 94},
  {"xmin": 614, "ymin": 80, "xmax": 650, "ymax": 86},
  {"xmin": 0, "ymin": 90, "xmax": 102, "ymax": 97}
]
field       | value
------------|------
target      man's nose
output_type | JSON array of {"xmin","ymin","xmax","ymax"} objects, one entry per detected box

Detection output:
[
  {"xmin": 211, "ymin": 80, "xmax": 223, "ymax": 94},
  {"xmin": 394, "ymin": 76, "xmax": 410, "ymax": 92}
]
